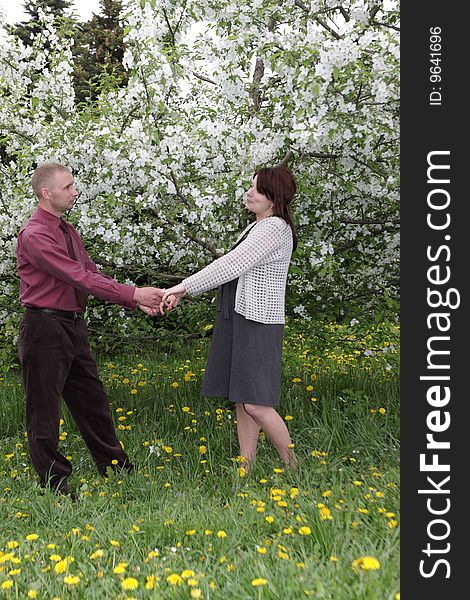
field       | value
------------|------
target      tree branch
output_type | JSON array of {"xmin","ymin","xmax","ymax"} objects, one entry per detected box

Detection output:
[
  {"xmin": 293, "ymin": 0, "xmax": 309, "ymax": 12},
  {"xmin": 276, "ymin": 150, "xmax": 294, "ymax": 167},
  {"xmin": 351, "ymin": 155, "xmax": 387, "ymax": 178},
  {"xmin": 148, "ymin": 207, "xmax": 222, "ymax": 258},
  {"xmin": 119, "ymin": 104, "xmax": 141, "ymax": 135},
  {"xmin": 371, "ymin": 20, "xmax": 400, "ymax": 32},
  {"xmin": 369, "ymin": 5, "xmax": 381, "ymax": 20},
  {"xmin": 304, "ymin": 151, "xmax": 339, "ymax": 160},
  {"xmin": 340, "ymin": 218, "xmax": 400, "ymax": 225},
  {"xmin": 251, "ymin": 57, "xmax": 265, "ymax": 112},
  {"xmin": 192, "ymin": 71, "xmax": 218, "ymax": 85},
  {"xmin": 162, "ymin": 8, "xmax": 175, "ymax": 47},
  {"xmin": 339, "ymin": 6, "xmax": 350, "ymax": 22},
  {"xmin": 314, "ymin": 16, "xmax": 342, "ymax": 40}
]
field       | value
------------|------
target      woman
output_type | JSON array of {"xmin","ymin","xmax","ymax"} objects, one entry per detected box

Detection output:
[{"xmin": 161, "ymin": 166, "xmax": 298, "ymax": 471}]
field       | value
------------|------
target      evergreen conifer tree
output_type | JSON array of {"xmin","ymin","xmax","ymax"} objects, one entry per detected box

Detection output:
[
  {"xmin": 9, "ymin": 0, "xmax": 73, "ymax": 46},
  {"xmin": 73, "ymin": 0, "xmax": 128, "ymax": 104}
]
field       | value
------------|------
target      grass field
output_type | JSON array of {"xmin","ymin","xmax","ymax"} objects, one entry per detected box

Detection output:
[{"xmin": 0, "ymin": 324, "xmax": 400, "ymax": 599}]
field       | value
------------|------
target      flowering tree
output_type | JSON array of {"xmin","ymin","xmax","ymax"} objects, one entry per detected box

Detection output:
[{"xmin": 0, "ymin": 0, "xmax": 399, "ymax": 356}]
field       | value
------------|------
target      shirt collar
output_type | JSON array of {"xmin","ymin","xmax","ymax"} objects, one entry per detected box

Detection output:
[{"xmin": 34, "ymin": 205, "xmax": 64, "ymax": 230}]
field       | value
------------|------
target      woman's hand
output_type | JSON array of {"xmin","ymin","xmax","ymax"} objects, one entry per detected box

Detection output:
[{"xmin": 160, "ymin": 283, "xmax": 187, "ymax": 312}]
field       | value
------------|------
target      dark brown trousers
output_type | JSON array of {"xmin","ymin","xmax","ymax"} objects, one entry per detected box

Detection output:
[{"xmin": 18, "ymin": 309, "xmax": 130, "ymax": 492}]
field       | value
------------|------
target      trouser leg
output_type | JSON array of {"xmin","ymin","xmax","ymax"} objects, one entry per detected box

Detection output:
[
  {"xmin": 61, "ymin": 319, "xmax": 130, "ymax": 475},
  {"xmin": 18, "ymin": 312, "xmax": 74, "ymax": 492}
]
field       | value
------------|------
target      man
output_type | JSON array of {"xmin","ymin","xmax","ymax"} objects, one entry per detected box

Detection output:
[{"xmin": 16, "ymin": 161, "xmax": 163, "ymax": 497}]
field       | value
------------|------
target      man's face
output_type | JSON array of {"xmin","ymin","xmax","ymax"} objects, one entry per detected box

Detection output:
[{"xmin": 42, "ymin": 170, "xmax": 78, "ymax": 216}]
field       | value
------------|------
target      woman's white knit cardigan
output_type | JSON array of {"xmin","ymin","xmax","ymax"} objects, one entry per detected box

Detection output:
[{"xmin": 183, "ymin": 216, "xmax": 293, "ymax": 324}]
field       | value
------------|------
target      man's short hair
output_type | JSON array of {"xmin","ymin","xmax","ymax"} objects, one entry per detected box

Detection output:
[{"xmin": 31, "ymin": 162, "xmax": 71, "ymax": 198}]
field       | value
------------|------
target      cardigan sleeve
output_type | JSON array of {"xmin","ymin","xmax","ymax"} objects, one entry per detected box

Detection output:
[{"xmin": 183, "ymin": 217, "xmax": 289, "ymax": 296}]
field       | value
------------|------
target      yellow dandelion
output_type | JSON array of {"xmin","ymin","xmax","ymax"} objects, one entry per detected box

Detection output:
[
  {"xmin": 6, "ymin": 541, "xmax": 19, "ymax": 549},
  {"xmin": 25, "ymin": 533, "xmax": 39, "ymax": 542},
  {"xmin": 145, "ymin": 575, "xmax": 155, "ymax": 589},
  {"xmin": 121, "ymin": 577, "xmax": 139, "ymax": 591},
  {"xmin": 8, "ymin": 569, "xmax": 21, "ymax": 576},
  {"xmin": 64, "ymin": 575, "xmax": 80, "ymax": 586},
  {"xmin": 251, "ymin": 578, "xmax": 267, "ymax": 586},
  {"xmin": 299, "ymin": 526, "xmax": 312, "ymax": 535},
  {"xmin": 257, "ymin": 546, "xmax": 267, "ymax": 554},
  {"xmin": 199, "ymin": 446, "xmax": 207, "ymax": 454},
  {"xmin": 217, "ymin": 530, "xmax": 227, "ymax": 538},
  {"xmin": 204, "ymin": 529, "xmax": 212, "ymax": 536},
  {"xmin": 182, "ymin": 569, "xmax": 196, "ymax": 579},
  {"xmin": 90, "ymin": 549, "xmax": 104, "ymax": 560},
  {"xmin": 166, "ymin": 573, "xmax": 183, "ymax": 585},
  {"xmin": 109, "ymin": 539, "xmax": 120, "ymax": 547},
  {"xmin": 1, "ymin": 581, "xmax": 13, "ymax": 589},
  {"xmin": 27, "ymin": 591, "xmax": 37, "ymax": 599},
  {"xmin": 49, "ymin": 554, "xmax": 62, "ymax": 562},
  {"xmin": 379, "ymin": 408, "xmax": 386, "ymax": 414},
  {"xmin": 265, "ymin": 516, "xmax": 275, "ymax": 523},
  {"xmin": 190, "ymin": 589, "xmax": 202, "ymax": 599},
  {"xmin": 283, "ymin": 527, "xmax": 293, "ymax": 534},
  {"xmin": 352, "ymin": 556, "xmax": 381, "ymax": 571},
  {"xmin": 113, "ymin": 562, "xmax": 128, "ymax": 574},
  {"xmin": 290, "ymin": 487, "xmax": 299, "ymax": 499},
  {"xmin": 318, "ymin": 506, "xmax": 333, "ymax": 520},
  {"xmin": 284, "ymin": 415, "xmax": 293, "ymax": 421},
  {"xmin": 55, "ymin": 559, "xmax": 69, "ymax": 574}
]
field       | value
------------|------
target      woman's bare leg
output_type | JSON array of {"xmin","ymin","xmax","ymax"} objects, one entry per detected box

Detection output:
[
  {"xmin": 236, "ymin": 403, "xmax": 260, "ymax": 471},
  {"xmin": 242, "ymin": 403, "xmax": 297, "ymax": 467}
]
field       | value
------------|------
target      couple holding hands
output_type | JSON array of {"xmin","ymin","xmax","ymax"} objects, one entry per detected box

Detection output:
[{"xmin": 16, "ymin": 161, "xmax": 298, "ymax": 498}]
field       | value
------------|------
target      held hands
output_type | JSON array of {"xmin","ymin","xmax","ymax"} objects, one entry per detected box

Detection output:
[
  {"xmin": 133, "ymin": 287, "xmax": 165, "ymax": 311},
  {"xmin": 160, "ymin": 283, "xmax": 187, "ymax": 312},
  {"xmin": 135, "ymin": 284, "xmax": 187, "ymax": 317}
]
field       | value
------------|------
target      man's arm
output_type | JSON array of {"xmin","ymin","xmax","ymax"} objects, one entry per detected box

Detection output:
[{"xmin": 24, "ymin": 228, "xmax": 163, "ymax": 310}]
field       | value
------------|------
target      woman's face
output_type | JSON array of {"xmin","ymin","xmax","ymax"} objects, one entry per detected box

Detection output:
[{"xmin": 245, "ymin": 175, "xmax": 272, "ymax": 217}]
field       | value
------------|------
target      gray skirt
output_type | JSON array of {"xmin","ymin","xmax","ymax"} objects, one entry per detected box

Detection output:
[{"xmin": 201, "ymin": 278, "xmax": 284, "ymax": 406}]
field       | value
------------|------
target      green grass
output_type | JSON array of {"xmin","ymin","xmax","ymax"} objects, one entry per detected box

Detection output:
[{"xmin": 0, "ymin": 327, "xmax": 399, "ymax": 599}]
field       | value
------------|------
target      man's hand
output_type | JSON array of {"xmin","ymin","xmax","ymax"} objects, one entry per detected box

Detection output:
[
  {"xmin": 133, "ymin": 287, "xmax": 165, "ymax": 309},
  {"xmin": 139, "ymin": 304, "xmax": 161, "ymax": 317}
]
